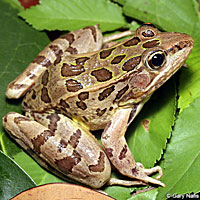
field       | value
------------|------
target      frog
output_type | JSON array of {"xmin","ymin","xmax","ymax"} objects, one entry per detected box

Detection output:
[{"xmin": 3, "ymin": 24, "xmax": 194, "ymax": 188}]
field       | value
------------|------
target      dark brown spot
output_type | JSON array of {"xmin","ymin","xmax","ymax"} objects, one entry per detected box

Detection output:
[
  {"xmin": 142, "ymin": 119, "xmax": 150, "ymax": 132},
  {"xmin": 89, "ymin": 152, "xmax": 105, "ymax": 172},
  {"xmin": 41, "ymin": 87, "xmax": 51, "ymax": 103},
  {"xmin": 61, "ymin": 63, "xmax": 85, "ymax": 77},
  {"xmin": 168, "ymin": 43, "xmax": 185, "ymax": 54},
  {"xmin": 132, "ymin": 167, "xmax": 139, "ymax": 176},
  {"xmin": 30, "ymin": 74, "xmax": 36, "ymax": 79},
  {"xmin": 122, "ymin": 56, "xmax": 141, "ymax": 71},
  {"xmin": 49, "ymin": 44, "xmax": 59, "ymax": 52},
  {"xmin": 11, "ymin": 84, "xmax": 27, "ymax": 90},
  {"xmin": 115, "ymin": 85, "xmax": 129, "ymax": 100},
  {"xmin": 31, "ymin": 90, "xmax": 36, "ymax": 99},
  {"xmin": 60, "ymin": 99, "xmax": 70, "ymax": 108},
  {"xmin": 22, "ymin": 101, "xmax": 28, "ymax": 108},
  {"xmin": 178, "ymin": 41, "xmax": 190, "ymax": 49},
  {"xmin": 175, "ymin": 44, "xmax": 182, "ymax": 51},
  {"xmin": 3, "ymin": 115, "xmax": 7, "ymax": 123},
  {"xmin": 78, "ymin": 92, "xmax": 89, "ymax": 101},
  {"xmin": 175, "ymin": 42, "xmax": 187, "ymax": 51},
  {"xmin": 119, "ymin": 145, "xmax": 127, "ymax": 160},
  {"xmin": 96, "ymin": 108, "xmax": 107, "ymax": 117},
  {"xmin": 83, "ymin": 26, "xmax": 97, "ymax": 42},
  {"xmin": 109, "ymin": 107, "xmax": 113, "ymax": 111},
  {"xmin": 123, "ymin": 37, "xmax": 140, "ymax": 47},
  {"xmin": 142, "ymin": 30, "xmax": 155, "ymax": 37},
  {"xmin": 69, "ymin": 129, "xmax": 81, "ymax": 148},
  {"xmin": 26, "ymin": 71, "xmax": 36, "ymax": 79},
  {"xmin": 143, "ymin": 40, "xmax": 160, "ymax": 48},
  {"xmin": 54, "ymin": 56, "xmax": 62, "ymax": 65},
  {"xmin": 111, "ymin": 55, "xmax": 126, "ymax": 64},
  {"xmin": 104, "ymin": 120, "xmax": 112, "ymax": 133},
  {"xmin": 14, "ymin": 116, "xmax": 31, "ymax": 124},
  {"xmin": 58, "ymin": 139, "xmax": 68, "ymax": 153},
  {"xmin": 98, "ymin": 85, "xmax": 115, "ymax": 101},
  {"xmin": 32, "ymin": 130, "xmax": 54, "ymax": 153},
  {"xmin": 61, "ymin": 33, "xmax": 75, "ymax": 45},
  {"xmin": 47, "ymin": 113, "xmax": 61, "ymax": 132},
  {"xmin": 100, "ymin": 48, "xmax": 115, "ymax": 59},
  {"xmin": 55, "ymin": 150, "xmax": 81, "ymax": 173},
  {"xmin": 41, "ymin": 70, "xmax": 49, "ymax": 86},
  {"xmin": 91, "ymin": 68, "xmax": 112, "ymax": 82},
  {"xmin": 33, "ymin": 55, "xmax": 51, "ymax": 68},
  {"xmin": 82, "ymin": 116, "xmax": 88, "ymax": 122},
  {"xmin": 66, "ymin": 79, "xmax": 83, "ymax": 92},
  {"xmin": 75, "ymin": 57, "xmax": 89, "ymax": 65},
  {"xmin": 119, "ymin": 90, "xmax": 134, "ymax": 103},
  {"xmin": 76, "ymin": 101, "xmax": 87, "ymax": 110},
  {"xmin": 167, "ymin": 47, "xmax": 175, "ymax": 54},
  {"xmin": 65, "ymin": 46, "xmax": 78, "ymax": 55},
  {"xmin": 105, "ymin": 148, "xmax": 113, "ymax": 158},
  {"xmin": 49, "ymin": 45, "xmax": 63, "ymax": 56},
  {"xmin": 128, "ymin": 105, "xmax": 138, "ymax": 124}
]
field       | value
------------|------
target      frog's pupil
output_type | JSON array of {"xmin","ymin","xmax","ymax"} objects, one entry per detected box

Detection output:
[{"xmin": 151, "ymin": 53, "xmax": 164, "ymax": 66}]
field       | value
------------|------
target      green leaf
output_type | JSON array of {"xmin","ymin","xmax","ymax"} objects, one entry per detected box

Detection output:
[
  {"xmin": 1, "ymin": 131, "xmax": 64, "ymax": 186},
  {"xmin": 0, "ymin": 0, "xmax": 64, "ymax": 186},
  {"xmin": 19, "ymin": 0, "xmax": 126, "ymax": 32},
  {"xmin": 0, "ymin": 0, "xmax": 49, "ymax": 134},
  {"xmin": 3, "ymin": 0, "xmax": 24, "ymax": 11},
  {"xmin": 113, "ymin": 0, "xmax": 127, "ymax": 6},
  {"xmin": 104, "ymin": 185, "xmax": 133, "ymax": 200},
  {"xmin": 127, "ymin": 79, "xmax": 176, "ymax": 168},
  {"xmin": 178, "ymin": 41, "xmax": 200, "ymax": 111},
  {"xmin": 0, "ymin": 0, "xmax": 63, "ymax": 187},
  {"xmin": 157, "ymin": 98, "xmax": 200, "ymax": 199},
  {"xmin": 123, "ymin": 0, "xmax": 200, "ymax": 37},
  {"xmin": 0, "ymin": 150, "xmax": 36, "ymax": 200},
  {"xmin": 128, "ymin": 188, "xmax": 158, "ymax": 200},
  {"xmin": 13, "ymin": 150, "xmax": 64, "ymax": 185}
]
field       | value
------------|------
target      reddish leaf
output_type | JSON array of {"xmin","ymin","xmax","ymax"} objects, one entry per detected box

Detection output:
[{"xmin": 18, "ymin": 0, "xmax": 39, "ymax": 9}]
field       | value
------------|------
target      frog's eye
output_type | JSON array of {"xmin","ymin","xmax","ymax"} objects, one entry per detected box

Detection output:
[
  {"xmin": 136, "ymin": 24, "xmax": 158, "ymax": 39},
  {"xmin": 146, "ymin": 50, "xmax": 166, "ymax": 70}
]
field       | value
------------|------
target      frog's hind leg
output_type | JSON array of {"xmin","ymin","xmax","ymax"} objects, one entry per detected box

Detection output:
[
  {"xmin": 6, "ymin": 25, "xmax": 103, "ymax": 99},
  {"xmin": 3, "ymin": 112, "xmax": 111, "ymax": 188},
  {"xmin": 101, "ymin": 106, "xmax": 165, "ymax": 187}
]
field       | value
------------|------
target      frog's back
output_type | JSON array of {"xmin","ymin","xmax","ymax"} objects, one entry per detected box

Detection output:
[
  {"xmin": 22, "ymin": 36, "xmax": 143, "ymax": 111},
  {"xmin": 22, "ymin": 24, "xmax": 194, "ymax": 130}
]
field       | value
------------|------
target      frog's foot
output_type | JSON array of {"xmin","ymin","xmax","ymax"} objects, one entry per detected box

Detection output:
[
  {"xmin": 133, "ymin": 163, "xmax": 165, "ymax": 187},
  {"xmin": 137, "ymin": 163, "xmax": 163, "ymax": 180},
  {"xmin": 107, "ymin": 163, "xmax": 164, "ymax": 187},
  {"xmin": 107, "ymin": 178, "xmax": 146, "ymax": 187},
  {"xmin": 106, "ymin": 164, "xmax": 165, "ymax": 187}
]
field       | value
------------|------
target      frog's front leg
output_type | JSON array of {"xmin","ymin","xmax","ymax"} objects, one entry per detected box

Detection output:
[
  {"xmin": 101, "ymin": 106, "xmax": 165, "ymax": 187},
  {"xmin": 6, "ymin": 25, "xmax": 103, "ymax": 99},
  {"xmin": 3, "ymin": 112, "xmax": 111, "ymax": 188}
]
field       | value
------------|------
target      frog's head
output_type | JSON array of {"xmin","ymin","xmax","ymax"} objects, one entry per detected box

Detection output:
[{"xmin": 119, "ymin": 24, "xmax": 194, "ymax": 105}]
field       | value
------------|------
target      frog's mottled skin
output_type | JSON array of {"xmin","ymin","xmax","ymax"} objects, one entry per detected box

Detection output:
[{"xmin": 3, "ymin": 24, "xmax": 194, "ymax": 188}]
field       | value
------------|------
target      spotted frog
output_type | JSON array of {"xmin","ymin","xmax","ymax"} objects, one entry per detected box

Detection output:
[{"xmin": 3, "ymin": 24, "xmax": 194, "ymax": 188}]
